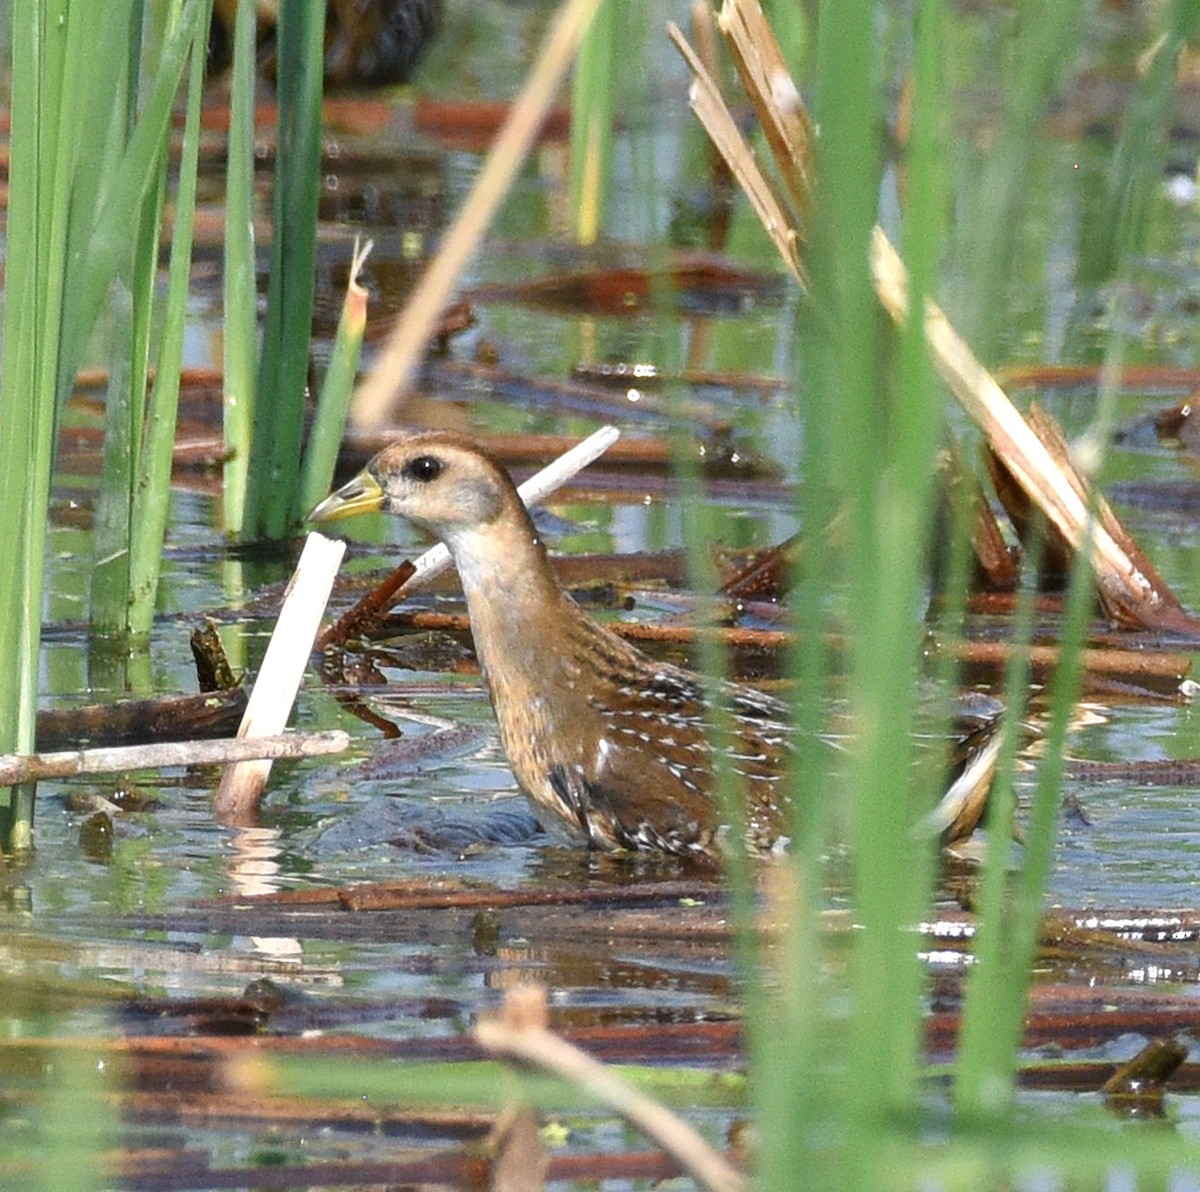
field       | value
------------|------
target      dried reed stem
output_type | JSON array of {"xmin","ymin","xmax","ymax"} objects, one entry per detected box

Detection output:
[
  {"xmin": 476, "ymin": 985, "xmax": 748, "ymax": 1192},
  {"xmin": 351, "ymin": 0, "xmax": 603, "ymax": 428},
  {"xmin": 667, "ymin": 21, "xmax": 803, "ymax": 283},
  {"xmin": 670, "ymin": 7, "xmax": 1197, "ymax": 633},
  {"xmin": 869, "ymin": 227, "xmax": 1186, "ymax": 627},
  {"xmin": 0, "ymin": 730, "xmax": 349, "ymax": 786}
]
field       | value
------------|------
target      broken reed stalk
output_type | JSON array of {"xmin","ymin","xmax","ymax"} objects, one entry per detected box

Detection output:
[
  {"xmin": 214, "ymin": 532, "xmax": 346, "ymax": 823},
  {"xmin": 350, "ymin": 0, "xmax": 603, "ymax": 428},
  {"xmin": 243, "ymin": 0, "xmax": 325, "ymax": 540},
  {"xmin": 318, "ymin": 425, "xmax": 620, "ymax": 647},
  {"xmin": 667, "ymin": 21, "xmax": 803, "ymax": 283},
  {"xmin": 475, "ymin": 985, "xmax": 747, "ymax": 1192},
  {"xmin": 0, "ymin": 730, "xmax": 349, "ymax": 786},
  {"xmin": 670, "ymin": 4, "xmax": 1200, "ymax": 637},
  {"xmin": 869, "ymin": 228, "xmax": 1198, "ymax": 634},
  {"xmin": 714, "ymin": 0, "xmax": 813, "ymax": 224}
]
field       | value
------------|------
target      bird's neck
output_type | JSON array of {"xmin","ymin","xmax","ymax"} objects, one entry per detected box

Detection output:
[{"xmin": 445, "ymin": 507, "xmax": 571, "ymax": 679}]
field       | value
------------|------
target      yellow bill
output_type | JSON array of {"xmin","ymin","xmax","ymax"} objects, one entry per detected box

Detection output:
[{"xmin": 307, "ymin": 469, "xmax": 385, "ymax": 523}]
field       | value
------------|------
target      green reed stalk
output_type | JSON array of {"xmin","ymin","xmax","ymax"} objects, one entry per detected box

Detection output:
[
  {"xmin": 751, "ymin": 0, "xmax": 901, "ymax": 1183},
  {"xmin": 804, "ymin": 2, "xmax": 944, "ymax": 1186},
  {"xmin": 128, "ymin": 2, "xmax": 212, "ymax": 638},
  {"xmin": 88, "ymin": 0, "xmax": 211, "ymax": 644},
  {"xmin": 949, "ymin": 525, "xmax": 1042, "ymax": 1120},
  {"xmin": 952, "ymin": 0, "xmax": 1192, "ymax": 1131},
  {"xmin": 295, "ymin": 240, "xmax": 372, "ymax": 520},
  {"xmin": 91, "ymin": 1, "xmax": 168, "ymax": 642},
  {"xmin": 52, "ymin": 1, "xmax": 138, "ymax": 412},
  {"xmin": 61, "ymin": 0, "xmax": 206, "ymax": 403},
  {"xmin": 840, "ymin": 0, "xmax": 951, "ymax": 1125},
  {"xmin": 244, "ymin": 1, "xmax": 325, "ymax": 540},
  {"xmin": 0, "ymin": 0, "xmax": 70, "ymax": 849},
  {"xmin": 221, "ymin": 0, "xmax": 259, "ymax": 536},
  {"xmin": 0, "ymin": 0, "xmax": 207, "ymax": 846},
  {"xmin": 569, "ymin": 0, "xmax": 617, "ymax": 244},
  {"xmin": 955, "ymin": 525, "xmax": 1093, "ymax": 1121},
  {"xmin": 89, "ymin": 290, "xmax": 140, "ymax": 648}
]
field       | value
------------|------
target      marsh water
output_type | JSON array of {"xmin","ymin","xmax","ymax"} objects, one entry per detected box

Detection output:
[{"xmin": 9, "ymin": 0, "xmax": 1200, "ymax": 1185}]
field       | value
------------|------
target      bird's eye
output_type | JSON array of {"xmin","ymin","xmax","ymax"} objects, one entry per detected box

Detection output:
[{"xmin": 403, "ymin": 455, "xmax": 444, "ymax": 483}]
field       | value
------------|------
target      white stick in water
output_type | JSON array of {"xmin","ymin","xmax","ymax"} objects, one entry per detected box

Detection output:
[{"xmin": 214, "ymin": 532, "xmax": 347, "ymax": 822}]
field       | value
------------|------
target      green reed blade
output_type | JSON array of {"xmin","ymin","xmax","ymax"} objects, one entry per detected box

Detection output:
[
  {"xmin": 90, "ymin": 282, "xmax": 139, "ymax": 642},
  {"xmin": 953, "ymin": 0, "xmax": 1191, "ymax": 1128},
  {"xmin": 803, "ymin": 3, "xmax": 929, "ymax": 1184},
  {"xmin": 0, "ymin": 0, "xmax": 139, "ymax": 816},
  {"xmin": 569, "ymin": 0, "xmax": 616, "ymax": 244},
  {"xmin": 840, "ymin": 0, "xmax": 951, "ymax": 1127},
  {"xmin": 0, "ymin": 0, "xmax": 74, "ymax": 850},
  {"xmin": 295, "ymin": 241, "xmax": 371, "ymax": 521},
  {"xmin": 954, "ymin": 281, "xmax": 1147, "ymax": 1126},
  {"xmin": 244, "ymin": 0, "xmax": 325, "ymax": 539},
  {"xmin": 950, "ymin": 523, "xmax": 1043, "ymax": 1120},
  {"xmin": 221, "ymin": 0, "xmax": 259, "ymax": 536},
  {"xmin": 128, "ymin": 1, "xmax": 213, "ymax": 639},
  {"xmin": 89, "ymin": 0, "xmax": 211, "ymax": 643},
  {"xmin": 56, "ymin": 3, "xmax": 138, "ymax": 406},
  {"xmin": 0, "ymin": 0, "xmax": 209, "ymax": 847},
  {"xmin": 60, "ymin": 0, "xmax": 204, "ymax": 408},
  {"xmin": 90, "ymin": 3, "xmax": 167, "ymax": 643}
]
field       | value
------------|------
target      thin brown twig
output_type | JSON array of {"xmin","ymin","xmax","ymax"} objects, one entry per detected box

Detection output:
[{"xmin": 317, "ymin": 560, "xmax": 416, "ymax": 649}]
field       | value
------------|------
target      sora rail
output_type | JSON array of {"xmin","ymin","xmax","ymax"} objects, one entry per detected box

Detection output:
[
  {"xmin": 310, "ymin": 431, "xmax": 793, "ymax": 856},
  {"xmin": 310, "ymin": 432, "xmax": 1000, "ymax": 856}
]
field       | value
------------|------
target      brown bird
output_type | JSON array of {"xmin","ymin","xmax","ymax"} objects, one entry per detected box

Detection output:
[{"xmin": 310, "ymin": 432, "xmax": 999, "ymax": 857}]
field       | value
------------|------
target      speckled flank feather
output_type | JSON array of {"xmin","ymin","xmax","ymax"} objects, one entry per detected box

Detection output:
[
  {"xmin": 472, "ymin": 583, "xmax": 795, "ymax": 857},
  {"xmin": 552, "ymin": 612, "xmax": 791, "ymax": 853}
]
